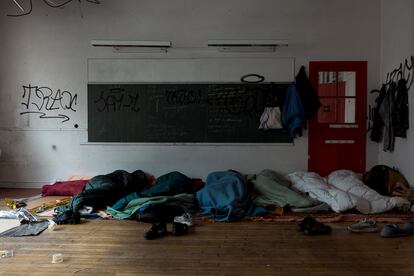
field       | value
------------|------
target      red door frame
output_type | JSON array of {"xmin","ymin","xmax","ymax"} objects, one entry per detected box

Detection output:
[{"xmin": 308, "ymin": 61, "xmax": 367, "ymax": 175}]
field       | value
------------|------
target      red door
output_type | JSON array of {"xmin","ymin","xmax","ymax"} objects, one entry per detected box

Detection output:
[{"xmin": 308, "ymin": 61, "xmax": 367, "ymax": 176}]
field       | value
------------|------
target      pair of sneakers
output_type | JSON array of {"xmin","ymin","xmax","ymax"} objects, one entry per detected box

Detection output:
[
  {"xmin": 144, "ymin": 222, "xmax": 189, "ymax": 240},
  {"xmin": 348, "ymin": 218, "xmax": 414, "ymax": 237}
]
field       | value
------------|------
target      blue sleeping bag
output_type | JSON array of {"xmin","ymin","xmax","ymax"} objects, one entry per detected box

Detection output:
[{"xmin": 196, "ymin": 171, "xmax": 266, "ymax": 222}]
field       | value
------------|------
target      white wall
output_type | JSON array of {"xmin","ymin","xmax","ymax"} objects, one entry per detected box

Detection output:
[
  {"xmin": 0, "ymin": 0, "xmax": 381, "ymax": 187},
  {"xmin": 379, "ymin": 0, "xmax": 414, "ymax": 185}
]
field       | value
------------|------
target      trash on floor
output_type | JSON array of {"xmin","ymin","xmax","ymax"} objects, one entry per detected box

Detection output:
[
  {"xmin": 51, "ymin": 253, "xmax": 63, "ymax": 264},
  {"xmin": 0, "ymin": 250, "xmax": 14, "ymax": 258}
]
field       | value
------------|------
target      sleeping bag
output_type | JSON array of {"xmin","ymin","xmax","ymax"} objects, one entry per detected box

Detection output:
[
  {"xmin": 288, "ymin": 170, "xmax": 410, "ymax": 214},
  {"xmin": 250, "ymin": 169, "xmax": 329, "ymax": 212},
  {"xmin": 196, "ymin": 170, "xmax": 266, "ymax": 222},
  {"xmin": 56, "ymin": 170, "xmax": 149, "ymax": 214}
]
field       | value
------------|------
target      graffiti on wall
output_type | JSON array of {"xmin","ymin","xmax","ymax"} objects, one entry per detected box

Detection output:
[
  {"xmin": 20, "ymin": 84, "xmax": 78, "ymax": 123},
  {"xmin": 7, "ymin": 0, "xmax": 101, "ymax": 17}
]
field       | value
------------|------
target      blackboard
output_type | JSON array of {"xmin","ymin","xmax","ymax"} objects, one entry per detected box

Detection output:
[{"xmin": 88, "ymin": 83, "xmax": 292, "ymax": 143}]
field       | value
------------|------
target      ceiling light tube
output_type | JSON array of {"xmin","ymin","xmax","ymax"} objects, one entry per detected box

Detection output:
[{"xmin": 90, "ymin": 40, "xmax": 172, "ymax": 48}]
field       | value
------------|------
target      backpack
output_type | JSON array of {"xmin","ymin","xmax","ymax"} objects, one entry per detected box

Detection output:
[{"xmin": 363, "ymin": 165, "xmax": 412, "ymax": 199}]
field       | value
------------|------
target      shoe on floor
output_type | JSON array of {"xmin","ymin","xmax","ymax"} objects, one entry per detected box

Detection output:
[
  {"xmin": 298, "ymin": 216, "xmax": 331, "ymax": 235},
  {"xmin": 144, "ymin": 223, "xmax": 168, "ymax": 240},
  {"xmin": 347, "ymin": 218, "xmax": 379, "ymax": 233},
  {"xmin": 172, "ymin": 222, "xmax": 189, "ymax": 236},
  {"xmin": 53, "ymin": 210, "xmax": 80, "ymax": 225},
  {"xmin": 303, "ymin": 222, "xmax": 332, "ymax": 235},
  {"xmin": 173, "ymin": 213, "xmax": 194, "ymax": 226},
  {"xmin": 380, "ymin": 224, "xmax": 410, "ymax": 238},
  {"xmin": 298, "ymin": 216, "xmax": 316, "ymax": 232},
  {"xmin": 402, "ymin": 220, "xmax": 414, "ymax": 234}
]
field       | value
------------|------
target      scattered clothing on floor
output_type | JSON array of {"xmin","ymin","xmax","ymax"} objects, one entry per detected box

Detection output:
[
  {"xmin": 347, "ymin": 218, "xmax": 379, "ymax": 233},
  {"xmin": 196, "ymin": 170, "xmax": 267, "ymax": 222},
  {"xmin": 0, "ymin": 220, "xmax": 49, "ymax": 237}
]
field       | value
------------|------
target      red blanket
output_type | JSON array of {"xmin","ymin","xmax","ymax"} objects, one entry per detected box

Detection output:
[{"xmin": 42, "ymin": 180, "xmax": 88, "ymax": 196}]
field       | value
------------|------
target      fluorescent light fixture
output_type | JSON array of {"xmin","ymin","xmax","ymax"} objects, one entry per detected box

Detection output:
[
  {"xmin": 90, "ymin": 40, "xmax": 172, "ymax": 48},
  {"xmin": 207, "ymin": 39, "xmax": 288, "ymax": 52},
  {"xmin": 12, "ymin": 0, "xmax": 25, "ymax": 12}
]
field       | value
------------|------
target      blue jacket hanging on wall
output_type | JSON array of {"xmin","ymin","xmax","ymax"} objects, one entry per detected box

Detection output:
[{"xmin": 282, "ymin": 84, "xmax": 305, "ymax": 137}]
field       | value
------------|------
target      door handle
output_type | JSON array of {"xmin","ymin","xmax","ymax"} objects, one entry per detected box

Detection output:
[{"xmin": 325, "ymin": 139, "xmax": 355, "ymax": 144}]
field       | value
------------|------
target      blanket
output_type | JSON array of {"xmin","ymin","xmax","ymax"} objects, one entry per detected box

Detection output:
[
  {"xmin": 196, "ymin": 171, "xmax": 266, "ymax": 222},
  {"xmin": 106, "ymin": 193, "xmax": 198, "ymax": 220}
]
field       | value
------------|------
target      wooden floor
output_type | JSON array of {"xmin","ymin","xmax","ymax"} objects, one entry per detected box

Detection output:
[{"xmin": 1, "ymin": 190, "xmax": 414, "ymax": 275}]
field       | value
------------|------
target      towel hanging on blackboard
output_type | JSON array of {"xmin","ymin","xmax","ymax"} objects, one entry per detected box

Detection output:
[{"xmin": 258, "ymin": 107, "xmax": 283, "ymax": 130}]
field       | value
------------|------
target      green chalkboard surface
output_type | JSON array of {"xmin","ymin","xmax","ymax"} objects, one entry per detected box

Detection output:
[{"xmin": 88, "ymin": 83, "xmax": 291, "ymax": 143}]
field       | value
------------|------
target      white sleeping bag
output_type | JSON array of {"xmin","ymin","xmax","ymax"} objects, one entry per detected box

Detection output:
[
  {"xmin": 287, "ymin": 171, "xmax": 356, "ymax": 213},
  {"xmin": 328, "ymin": 170, "xmax": 409, "ymax": 214},
  {"xmin": 288, "ymin": 170, "xmax": 410, "ymax": 214}
]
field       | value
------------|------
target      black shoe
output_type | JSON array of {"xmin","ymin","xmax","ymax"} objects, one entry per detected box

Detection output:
[
  {"xmin": 298, "ymin": 216, "xmax": 316, "ymax": 231},
  {"xmin": 298, "ymin": 216, "xmax": 331, "ymax": 235},
  {"xmin": 144, "ymin": 223, "xmax": 168, "ymax": 240},
  {"xmin": 172, "ymin": 222, "xmax": 189, "ymax": 236},
  {"xmin": 53, "ymin": 210, "xmax": 81, "ymax": 225}
]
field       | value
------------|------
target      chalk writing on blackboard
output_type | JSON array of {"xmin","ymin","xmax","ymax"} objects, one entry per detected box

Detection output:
[
  {"xmin": 94, "ymin": 88, "xmax": 140, "ymax": 112},
  {"xmin": 88, "ymin": 83, "xmax": 292, "ymax": 143}
]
